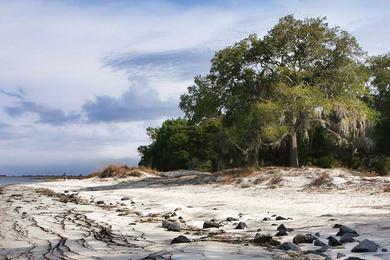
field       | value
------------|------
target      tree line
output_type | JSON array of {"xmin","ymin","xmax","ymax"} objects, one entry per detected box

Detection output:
[{"xmin": 138, "ymin": 15, "xmax": 390, "ymax": 174}]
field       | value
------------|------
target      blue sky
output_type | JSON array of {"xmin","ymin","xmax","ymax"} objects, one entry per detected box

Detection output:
[{"xmin": 0, "ymin": 0, "xmax": 389, "ymax": 175}]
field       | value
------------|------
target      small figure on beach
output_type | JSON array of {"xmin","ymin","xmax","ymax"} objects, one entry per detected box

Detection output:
[{"xmin": 63, "ymin": 172, "xmax": 67, "ymax": 181}]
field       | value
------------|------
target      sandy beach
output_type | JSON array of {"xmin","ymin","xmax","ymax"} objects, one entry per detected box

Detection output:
[{"xmin": 1, "ymin": 168, "xmax": 390, "ymax": 259}]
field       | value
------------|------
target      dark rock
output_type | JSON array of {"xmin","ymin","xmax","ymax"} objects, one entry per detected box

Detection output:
[
  {"xmin": 382, "ymin": 248, "xmax": 388, "ymax": 252},
  {"xmin": 121, "ymin": 196, "xmax": 130, "ymax": 201},
  {"xmin": 278, "ymin": 242, "xmax": 301, "ymax": 252},
  {"xmin": 314, "ymin": 239, "xmax": 327, "ymax": 247},
  {"xmin": 96, "ymin": 200, "xmax": 105, "ymax": 205},
  {"xmin": 340, "ymin": 233, "xmax": 356, "ymax": 244},
  {"xmin": 167, "ymin": 221, "xmax": 181, "ymax": 231},
  {"xmin": 313, "ymin": 246, "xmax": 329, "ymax": 253},
  {"xmin": 337, "ymin": 253, "xmax": 346, "ymax": 258},
  {"xmin": 171, "ymin": 212, "xmax": 177, "ymax": 217},
  {"xmin": 162, "ymin": 219, "xmax": 172, "ymax": 228},
  {"xmin": 275, "ymin": 216, "xmax": 287, "ymax": 220},
  {"xmin": 293, "ymin": 234, "xmax": 315, "ymax": 244},
  {"xmin": 178, "ymin": 216, "xmax": 183, "ymax": 220},
  {"xmin": 345, "ymin": 258, "xmax": 365, "ymax": 260},
  {"xmin": 333, "ymin": 224, "xmax": 342, "ymax": 228},
  {"xmin": 327, "ymin": 236, "xmax": 342, "ymax": 246},
  {"xmin": 351, "ymin": 239, "xmax": 378, "ymax": 252},
  {"xmin": 253, "ymin": 233, "xmax": 280, "ymax": 246},
  {"xmin": 320, "ymin": 214, "xmax": 334, "ymax": 217},
  {"xmin": 235, "ymin": 222, "xmax": 247, "ymax": 229},
  {"xmin": 162, "ymin": 212, "xmax": 172, "ymax": 219},
  {"xmin": 271, "ymin": 214, "xmax": 277, "ymax": 217},
  {"xmin": 275, "ymin": 229, "xmax": 288, "ymax": 236},
  {"xmin": 226, "ymin": 217, "xmax": 238, "ymax": 222},
  {"xmin": 171, "ymin": 235, "xmax": 191, "ymax": 244},
  {"xmin": 271, "ymin": 223, "xmax": 277, "ymax": 226},
  {"xmin": 314, "ymin": 232, "xmax": 321, "ymax": 237},
  {"xmin": 256, "ymin": 228, "xmax": 262, "ymax": 231},
  {"xmin": 277, "ymin": 224, "xmax": 286, "ymax": 231},
  {"xmin": 336, "ymin": 225, "xmax": 359, "ymax": 237},
  {"xmin": 277, "ymin": 223, "xmax": 293, "ymax": 232},
  {"xmin": 174, "ymin": 207, "xmax": 182, "ymax": 211},
  {"xmin": 203, "ymin": 221, "xmax": 220, "ymax": 229},
  {"xmin": 304, "ymin": 250, "xmax": 328, "ymax": 258},
  {"xmin": 262, "ymin": 217, "xmax": 271, "ymax": 221}
]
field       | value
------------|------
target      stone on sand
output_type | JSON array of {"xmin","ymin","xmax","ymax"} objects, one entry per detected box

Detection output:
[
  {"xmin": 336, "ymin": 225, "xmax": 359, "ymax": 237},
  {"xmin": 293, "ymin": 234, "xmax": 315, "ymax": 244},
  {"xmin": 235, "ymin": 222, "xmax": 247, "ymax": 229},
  {"xmin": 171, "ymin": 235, "xmax": 191, "ymax": 244},
  {"xmin": 278, "ymin": 242, "xmax": 301, "ymax": 252},
  {"xmin": 327, "ymin": 236, "xmax": 342, "ymax": 246},
  {"xmin": 203, "ymin": 220, "xmax": 220, "ymax": 229},
  {"xmin": 167, "ymin": 221, "xmax": 181, "ymax": 231},
  {"xmin": 253, "ymin": 233, "xmax": 280, "ymax": 246},
  {"xmin": 351, "ymin": 239, "xmax": 378, "ymax": 252}
]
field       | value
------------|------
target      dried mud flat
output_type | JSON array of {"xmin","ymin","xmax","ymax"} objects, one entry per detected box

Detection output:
[{"xmin": 1, "ymin": 167, "xmax": 390, "ymax": 259}]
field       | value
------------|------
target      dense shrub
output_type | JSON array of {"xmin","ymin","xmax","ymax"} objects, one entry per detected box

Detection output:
[{"xmin": 367, "ymin": 156, "xmax": 390, "ymax": 176}]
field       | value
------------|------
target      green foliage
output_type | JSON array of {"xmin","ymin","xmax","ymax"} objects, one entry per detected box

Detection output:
[
  {"xmin": 179, "ymin": 15, "xmax": 374, "ymax": 167},
  {"xmin": 138, "ymin": 16, "xmax": 388, "ymax": 174},
  {"xmin": 364, "ymin": 156, "xmax": 390, "ymax": 176},
  {"xmin": 312, "ymin": 155, "xmax": 341, "ymax": 169},
  {"xmin": 369, "ymin": 54, "xmax": 390, "ymax": 155},
  {"xmin": 138, "ymin": 118, "xmax": 223, "ymax": 172}
]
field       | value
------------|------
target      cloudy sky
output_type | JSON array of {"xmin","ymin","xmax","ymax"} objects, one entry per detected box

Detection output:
[{"xmin": 0, "ymin": 0, "xmax": 389, "ymax": 175}]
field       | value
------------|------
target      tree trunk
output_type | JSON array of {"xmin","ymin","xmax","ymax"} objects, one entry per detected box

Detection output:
[
  {"xmin": 289, "ymin": 131, "xmax": 299, "ymax": 167},
  {"xmin": 249, "ymin": 145, "xmax": 260, "ymax": 168},
  {"xmin": 348, "ymin": 144, "xmax": 356, "ymax": 168}
]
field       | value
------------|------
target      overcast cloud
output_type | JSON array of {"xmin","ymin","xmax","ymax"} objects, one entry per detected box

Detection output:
[{"xmin": 0, "ymin": 0, "xmax": 389, "ymax": 175}]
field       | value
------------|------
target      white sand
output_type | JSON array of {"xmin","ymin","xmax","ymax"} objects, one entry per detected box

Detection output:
[{"xmin": 0, "ymin": 168, "xmax": 389, "ymax": 259}]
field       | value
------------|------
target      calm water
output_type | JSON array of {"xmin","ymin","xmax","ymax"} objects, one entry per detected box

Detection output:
[{"xmin": 0, "ymin": 176, "xmax": 42, "ymax": 186}]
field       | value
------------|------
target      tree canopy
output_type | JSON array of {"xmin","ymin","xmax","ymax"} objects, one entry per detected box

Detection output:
[
  {"xmin": 138, "ymin": 15, "xmax": 388, "ymax": 174},
  {"xmin": 180, "ymin": 15, "xmax": 375, "ymax": 167}
]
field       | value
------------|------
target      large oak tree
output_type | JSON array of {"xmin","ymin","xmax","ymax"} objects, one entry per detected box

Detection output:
[{"xmin": 180, "ymin": 15, "xmax": 375, "ymax": 167}]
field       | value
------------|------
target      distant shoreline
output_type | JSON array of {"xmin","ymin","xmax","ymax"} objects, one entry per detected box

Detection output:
[
  {"xmin": 0, "ymin": 175, "xmax": 88, "ymax": 179},
  {"xmin": 0, "ymin": 175, "xmax": 89, "ymax": 186}
]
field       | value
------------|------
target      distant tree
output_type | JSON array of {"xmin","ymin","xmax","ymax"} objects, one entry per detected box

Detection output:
[
  {"xmin": 180, "ymin": 15, "xmax": 375, "ymax": 167},
  {"xmin": 138, "ymin": 119, "xmax": 191, "ymax": 171},
  {"xmin": 138, "ymin": 118, "xmax": 223, "ymax": 171}
]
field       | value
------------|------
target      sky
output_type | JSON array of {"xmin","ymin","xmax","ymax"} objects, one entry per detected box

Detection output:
[{"xmin": 0, "ymin": 0, "xmax": 389, "ymax": 175}]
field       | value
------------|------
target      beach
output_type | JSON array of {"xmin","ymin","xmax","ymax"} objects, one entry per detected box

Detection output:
[{"xmin": 1, "ymin": 168, "xmax": 390, "ymax": 259}]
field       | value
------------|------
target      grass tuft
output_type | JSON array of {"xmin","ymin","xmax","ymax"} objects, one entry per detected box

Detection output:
[
  {"xmin": 309, "ymin": 172, "xmax": 332, "ymax": 187},
  {"xmin": 89, "ymin": 164, "xmax": 159, "ymax": 178}
]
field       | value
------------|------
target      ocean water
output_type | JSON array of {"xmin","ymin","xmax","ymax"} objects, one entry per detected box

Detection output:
[{"xmin": 0, "ymin": 176, "xmax": 42, "ymax": 186}]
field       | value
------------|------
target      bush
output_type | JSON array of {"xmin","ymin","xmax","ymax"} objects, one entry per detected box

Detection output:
[
  {"xmin": 89, "ymin": 165, "xmax": 159, "ymax": 178},
  {"xmin": 310, "ymin": 155, "xmax": 340, "ymax": 168},
  {"xmin": 368, "ymin": 156, "xmax": 390, "ymax": 176}
]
